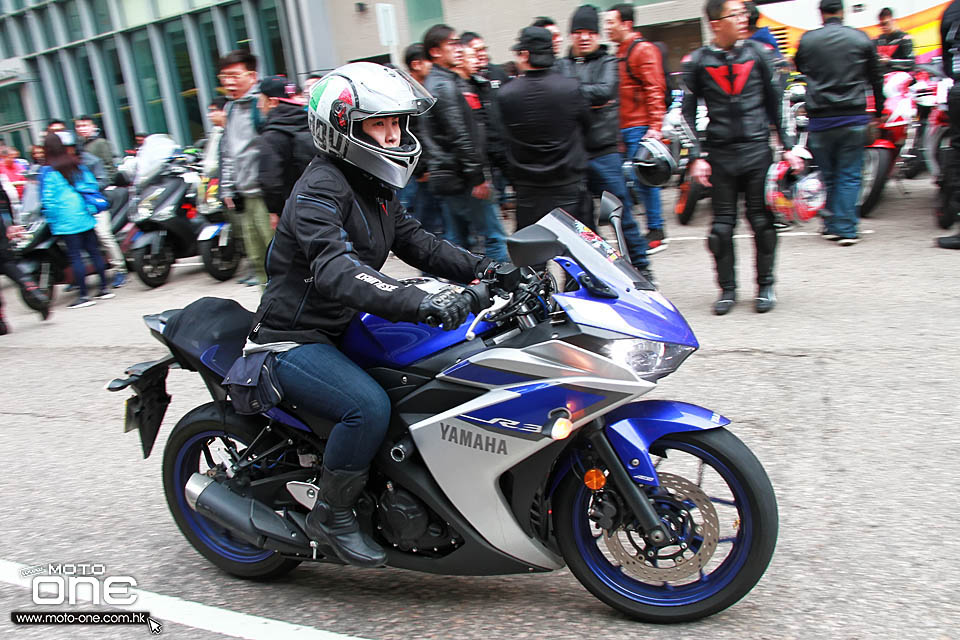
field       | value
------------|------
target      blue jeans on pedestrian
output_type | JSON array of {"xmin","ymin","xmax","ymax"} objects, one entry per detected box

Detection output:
[
  {"xmin": 808, "ymin": 125, "xmax": 866, "ymax": 239},
  {"xmin": 63, "ymin": 228, "xmax": 107, "ymax": 298},
  {"xmin": 273, "ymin": 343, "xmax": 392, "ymax": 471},
  {"xmin": 438, "ymin": 192, "xmax": 508, "ymax": 262},
  {"xmin": 587, "ymin": 153, "xmax": 649, "ymax": 269},
  {"xmin": 622, "ymin": 126, "xmax": 664, "ymax": 231}
]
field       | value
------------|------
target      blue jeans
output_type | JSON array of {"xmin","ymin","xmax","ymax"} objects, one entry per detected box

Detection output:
[
  {"xmin": 622, "ymin": 126, "xmax": 664, "ymax": 230},
  {"xmin": 399, "ymin": 178, "xmax": 443, "ymax": 234},
  {"xmin": 273, "ymin": 343, "xmax": 392, "ymax": 471},
  {"xmin": 438, "ymin": 193, "xmax": 508, "ymax": 262},
  {"xmin": 587, "ymin": 153, "xmax": 649, "ymax": 268},
  {"xmin": 808, "ymin": 125, "xmax": 866, "ymax": 239},
  {"xmin": 63, "ymin": 228, "xmax": 107, "ymax": 298}
]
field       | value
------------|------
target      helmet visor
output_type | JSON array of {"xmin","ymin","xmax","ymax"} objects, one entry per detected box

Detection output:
[{"xmin": 349, "ymin": 67, "xmax": 436, "ymax": 118}]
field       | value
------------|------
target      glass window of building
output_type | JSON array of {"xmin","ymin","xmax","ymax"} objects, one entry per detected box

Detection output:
[
  {"xmin": 101, "ymin": 37, "xmax": 133, "ymax": 151},
  {"xmin": 196, "ymin": 10, "xmax": 221, "ymax": 94},
  {"xmin": 63, "ymin": 0, "xmax": 85, "ymax": 42},
  {"xmin": 130, "ymin": 29, "xmax": 167, "ymax": 134},
  {"xmin": 37, "ymin": 7, "xmax": 58, "ymax": 50},
  {"xmin": 162, "ymin": 19, "xmax": 203, "ymax": 143},
  {"xmin": 0, "ymin": 22, "xmax": 9, "ymax": 59},
  {"xmin": 91, "ymin": 0, "xmax": 114, "ymax": 34},
  {"xmin": 0, "ymin": 85, "xmax": 26, "ymax": 123},
  {"xmin": 15, "ymin": 15, "xmax": 35, "ymax": 54},
  {"xmin": 405, "ymin": 0, "xmax": 444, "ymax": 45},
  {"xmin": 46, "ymin": 52, "xmax": 71, "ymax": 119},
  {"xmin": 120, "ymin": 0, "xmax": 153, "ymax": 28},
  {"xmin": 226, "ymin": 2, "xmax": 250, "ymax": 50},
  {"xmin": 155, "ymin": 0, "xmax": 187, "ymax": 19},
  {"xmin": 258, "ymin": 0, "xmax": 288, "ymax": 76},
  {"xmin": 73, "ymin": 46, "xmax": 103, "ymax": 122},
  {"xmin": 25, "ymin": 59, "xmax": 49, "ymax": 126}
]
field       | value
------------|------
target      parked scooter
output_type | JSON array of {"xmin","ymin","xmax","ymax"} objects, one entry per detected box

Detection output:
[
  {"xmin": 196, "ymin": 177, "xmax": 243, "ymax": 281},
  {"xmin": 858, "ymin": 71, "xmax": 916, "ymax": 217},
  {"xmin": 125, "ymin": 135, "xmax": 240, "ymax": 287},
  {"xmin": 12, "ymin": 183, "xmax": 133, "ymax": 309}
]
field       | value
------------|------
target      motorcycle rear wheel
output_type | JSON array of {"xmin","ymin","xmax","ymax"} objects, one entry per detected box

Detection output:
[
  {"xmin": 162, "ymin": 405, "xmax": 302, "ymax": 580},
  {"xmin": 199, "ymin": 238, "xmax": 241, "ymax": 282},
  {"xmin": 554, "ymin": 428, "xmax": 778, "ymax": 623},
  {"xmin": 19, "ymin": 263, "xmax": 56, "ymax": 312}
]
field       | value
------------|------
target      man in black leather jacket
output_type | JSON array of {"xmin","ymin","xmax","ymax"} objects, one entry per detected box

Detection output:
[
  {"xmin": 795, "ymin": 0, "xmax": 882, "ymax": 246},
  {"xmin": 250, "ymin": 63, "xmax": 495, "ymax": 568},
  {"xmin": 497, "ymin": 26, "xmax": 591, "ymax": 230},
  {"xmin": 937, "ymin": 0, "xmax": 960, "ymax": 249},
  {"xmin": 557, "ymin": 4, "xmax": 653, "ymax": 284},
  {"xmin": 418, "ymin": 24, "xmax": 508, "ymax": 262},
  {"xmin": 683, "ymin": 0, "xmax": 799, "ymax": 315}
]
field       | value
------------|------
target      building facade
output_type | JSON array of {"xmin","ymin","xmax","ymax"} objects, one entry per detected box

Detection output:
[{"xmin": 0, "ymin": 0, "xmax": 706, "ymax": 154}]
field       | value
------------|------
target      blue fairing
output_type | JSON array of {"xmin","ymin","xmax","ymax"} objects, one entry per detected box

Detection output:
[
  {"xmin": 553, "ymin": 258, "xmax": 699, "ymax": 347},
  {"xmin": 340, "ymin": 312, "xmax": 494, "ymax": 369},
  {"xmin": 603, "ymin": 400, "xmax": 730, "ymax": 486}
]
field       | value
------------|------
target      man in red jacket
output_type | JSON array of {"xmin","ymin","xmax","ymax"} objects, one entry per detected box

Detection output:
[{"xmin": 607, "ymin": 3, "xmax": 669, "ymax": 253}]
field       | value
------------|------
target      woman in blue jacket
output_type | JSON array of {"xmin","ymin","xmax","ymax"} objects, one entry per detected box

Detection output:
[{"xmin": 41, "ymin": 132, "xmax": 113, "ymax": 309}]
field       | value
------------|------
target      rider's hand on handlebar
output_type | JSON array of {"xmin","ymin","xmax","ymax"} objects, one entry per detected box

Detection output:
[
  {"xmin": 417, "ymin": 286, "xmax": 475, "ymax": 331},
  {"xmin": 690, "ymin": 158, "xmax": 712, "ymax": 187}
]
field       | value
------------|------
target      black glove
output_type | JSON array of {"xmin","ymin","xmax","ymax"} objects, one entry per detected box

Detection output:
[{"xmin": 417, "ymin": 286, "xmax": 473, "ymax": 331}]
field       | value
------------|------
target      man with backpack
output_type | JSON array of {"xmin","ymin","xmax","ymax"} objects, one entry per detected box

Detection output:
[
  {"xmin": 258, "ymin": 76, "xmax": 314, "ymax": 222},
  {"xmin": 606, "ymin": 3, "xmax": 670, "ymax": 253}
]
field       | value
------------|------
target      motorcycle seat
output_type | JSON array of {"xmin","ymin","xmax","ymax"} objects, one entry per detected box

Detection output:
[{"xmin": 162, "ymin": 297, "xmax": 253, "ymax": 376}]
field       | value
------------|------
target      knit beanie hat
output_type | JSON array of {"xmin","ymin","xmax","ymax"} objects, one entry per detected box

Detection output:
[{"xmin": 570, "ymin": 5, "xmax": 600, "ymax": 33}]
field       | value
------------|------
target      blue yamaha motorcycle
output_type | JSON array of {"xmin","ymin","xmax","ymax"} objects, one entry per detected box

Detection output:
[{"xmin": 108, "ymin": 195, "xmax": 777, "ymax": 623}]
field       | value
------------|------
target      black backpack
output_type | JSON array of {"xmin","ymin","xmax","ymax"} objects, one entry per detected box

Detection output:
[{"xmin": 623, "ymin": 36, "xmax": 674, "ymax": 109}]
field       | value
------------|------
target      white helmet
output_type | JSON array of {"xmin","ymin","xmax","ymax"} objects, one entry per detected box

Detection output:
[{"xmin": 307, "ymin": 62, "xmax": 435, "ymax": 189}]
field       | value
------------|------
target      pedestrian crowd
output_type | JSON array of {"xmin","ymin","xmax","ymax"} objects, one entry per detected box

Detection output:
[{"xmin": 2, "ymin": 0, "xmax": 956, "ymax": 336}]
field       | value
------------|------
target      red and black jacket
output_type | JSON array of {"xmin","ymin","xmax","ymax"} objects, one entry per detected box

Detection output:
[{"xmin": 680, "ymin": 39, "xmax": 789, "ymax": 159}]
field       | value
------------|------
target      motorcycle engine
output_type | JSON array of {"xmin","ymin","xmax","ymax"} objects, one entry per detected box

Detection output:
[{"xmin": 377, "ymin": 484, "xmax": 448, "ymax": 552}]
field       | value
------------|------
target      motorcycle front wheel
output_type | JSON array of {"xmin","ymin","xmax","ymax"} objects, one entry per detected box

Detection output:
[
  {"xmin": 132, "ymin": 244, "xmax": 174, "ymax": 288},
  {"xmin": 858, "ymin": 147, "xmax": 893, "ymax": 218},
  {"xmin": 19, "ymin": 261, "xmax": 56, "ymax": 311},
  {"xmin": 554, "ymin": 428, "xmax": 778, "ymax": 623}
]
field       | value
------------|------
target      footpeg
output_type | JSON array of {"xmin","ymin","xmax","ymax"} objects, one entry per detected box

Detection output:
[{"xmin": 287, "ymin": 481, "xmax": 321, "ymax": 509}]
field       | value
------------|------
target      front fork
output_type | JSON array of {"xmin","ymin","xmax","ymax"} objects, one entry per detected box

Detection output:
[{"xmin": 584, "ymin": 423, "xmax": 671, "ymax": 545}]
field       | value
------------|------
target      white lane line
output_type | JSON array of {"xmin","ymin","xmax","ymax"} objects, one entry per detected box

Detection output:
[
  {"xmin": 0, "ymin": 558, "xmax": 369, "ymax": 640},
  {"xmin": 662, "ymin": 229, "xmax": 876, "ymax": 242}
]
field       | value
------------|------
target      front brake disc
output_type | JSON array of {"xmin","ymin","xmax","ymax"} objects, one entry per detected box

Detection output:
[{"xmin": 603, "ymin": 472, "xmax": 721, "ymax": 582}]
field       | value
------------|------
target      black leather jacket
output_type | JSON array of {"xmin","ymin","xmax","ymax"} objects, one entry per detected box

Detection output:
[
  {"xmin": 795, "ymin": 18, "xmax": 884, "ymax": 119},
  {"xmin": 681, "ymin": 40, "xmax": 790, "ymax": 159},
  {"xmin": 420, "ymin": 65, "xmax": 486, "ymax": 194},
  {"xmin": 942, "ymin": 0, "xmax": 960, "ymax": 82},
  {"xmin": 557, "ymin": 44, "xmax": 621, "ymax": 158},
  {"xmin": 875, "ymin": 30, "xmax": 915, "ymax": 71},
  {"xmin": 249, "ymin": 155, "xmax": 487, "ymax": 345}
]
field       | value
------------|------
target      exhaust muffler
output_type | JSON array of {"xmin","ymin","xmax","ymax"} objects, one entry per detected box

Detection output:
[{"xmin": 185, "ymin": 473, "xmax": 311, "ymax": 555}]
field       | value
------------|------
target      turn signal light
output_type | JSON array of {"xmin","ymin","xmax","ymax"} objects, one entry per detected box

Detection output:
[
  {"xmin": 548, "ymin": 417, "xmax": 573, "ymax": 440},
  {"xmin": 584, "ymin": 468, "xmax": 606, "ymax": 490}
]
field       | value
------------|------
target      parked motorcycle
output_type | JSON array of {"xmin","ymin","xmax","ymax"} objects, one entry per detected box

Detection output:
[
  {"xmin": 196, "ymin": 177, "xmax": 243, "ymax": 282},
  {"xmin": 108, "ymin": 195, "xmax": 778, "ymax": 623},
  {"xmin": 858, "ymin": 71, "xmax": 916, "ymax": 217},
  {"xmin": 125, "ymin": 135, "xmax": 241, "ymax": 287},
  {"xmin": 13, "ymin": 182, "xmax": 133, "ymax": 309}
]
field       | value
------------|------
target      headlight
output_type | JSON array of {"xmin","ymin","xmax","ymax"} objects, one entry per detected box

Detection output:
[{"xmin": 604, "ymin": 338, "xmax": 696, "ymax": 381}]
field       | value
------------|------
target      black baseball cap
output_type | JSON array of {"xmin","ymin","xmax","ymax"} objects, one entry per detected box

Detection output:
[
  {"xmin": 511, "ymin": 26, "xmax": 553, "ymax": 55},
  {"xmin": 820, "ymin": 0, "xmax": 843, "ymax": 12},
  {"xmin": 260, "ymin": 75, "xmax": 301, "ymax": 102}
]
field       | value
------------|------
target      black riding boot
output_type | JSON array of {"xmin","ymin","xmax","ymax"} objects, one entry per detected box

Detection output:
[{"xmin": 304, "ymin": 466, "xmax": 386, "ymax": 568}]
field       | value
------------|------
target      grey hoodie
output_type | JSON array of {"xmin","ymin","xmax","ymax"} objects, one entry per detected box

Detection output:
[{"xmin": 220, "ymin": 84, "xmax": 262, "ymax": 198}]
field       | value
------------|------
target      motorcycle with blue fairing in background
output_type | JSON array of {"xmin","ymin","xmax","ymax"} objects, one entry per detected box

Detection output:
[{"xmin": 107, "ymin": 193, "xmax": 777, "ymax": 623}]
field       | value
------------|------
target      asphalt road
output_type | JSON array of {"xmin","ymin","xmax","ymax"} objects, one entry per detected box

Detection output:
[{"xmin": 0, "ymin": 175, "xmax": 958, "ymax": 640}]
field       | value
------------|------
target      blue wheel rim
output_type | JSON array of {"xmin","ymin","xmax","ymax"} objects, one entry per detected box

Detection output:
[
  {"xmin": 173, "ymin": 430, "xmax": 273, "ymax": 563},
  {"xmin": 573, "ymin": 439, "xmax": 752, "ymax": 607}
]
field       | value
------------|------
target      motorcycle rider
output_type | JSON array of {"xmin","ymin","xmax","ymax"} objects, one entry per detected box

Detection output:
[
  {"xmin": 683, "ymin": 0, "xmax": 800, "ymax": 314},
  {"xmin": 0, "ymin": 179, "xmax": 50, "ymax": 334},
  {"xmin": 557, "ymin": 4, "xmax": 653, "ymax": 283},
  {"xmin": 937, "ymin": 0, "xmax": 960, "ymax": 249},
  {"xmin": 874, "ymin": 7, "xmax": 914, "ymax": 72},
  {"xmin": 246, "ymin": 63, "xmax": 497, "ymax": 567}
]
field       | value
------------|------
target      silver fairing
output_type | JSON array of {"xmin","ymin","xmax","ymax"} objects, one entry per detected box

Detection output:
[{"xmin": 408, "ymin": 340, "xmax": 653, "ymax": 570}]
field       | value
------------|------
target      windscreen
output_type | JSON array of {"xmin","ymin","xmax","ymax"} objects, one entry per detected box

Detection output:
[
  {"xmin": 534, "ymin": 210, "xmax": 655, "ymax": 291},
  {"xmin": 135, "ymin": 134, "xmax": 179, "ymax": 188}
]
